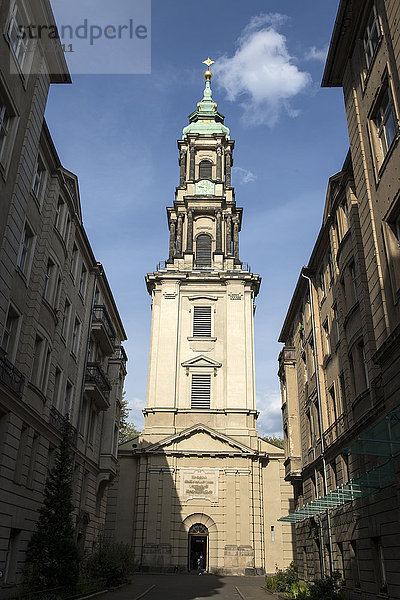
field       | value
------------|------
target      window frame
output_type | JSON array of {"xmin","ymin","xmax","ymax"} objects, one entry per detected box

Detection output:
[
  {"xmin": 192, "ymin": 305, "xmax": 212, "ymax": 338},
  {"xmin": 31, "ymin": 153, "xmax": 47, "ymax": 206},
  {"xmin": 369, "ymin": 76, "xmax": 399, "ymax": 175},
  {"xmin": 17, "ymin": 220, "xmax": 35, "ymax": 280},
  {"xmin": 190, "ymin": 372, "xmax": 212, "ymax": 409}
]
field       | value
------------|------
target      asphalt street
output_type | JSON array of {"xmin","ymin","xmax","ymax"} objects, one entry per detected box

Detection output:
[{"xmin": 93, "ymin": 573, "xmax": 275, "ymax": 600}]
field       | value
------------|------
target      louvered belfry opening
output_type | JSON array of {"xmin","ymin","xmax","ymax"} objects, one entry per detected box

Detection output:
[
  {"xmin": 196, "ymin": 234, "xmax": 212, "ymax": 267},
  {"xmin": 193, "ymin": 306, "xmax": 212, "ymax": 337},
  {"xmin": 191, "ymin": 374, "xmax": 211, "ymax": 409},
  {"xmin": 199, "ymin": 160, "xmax": 212, "ymax": 179}
]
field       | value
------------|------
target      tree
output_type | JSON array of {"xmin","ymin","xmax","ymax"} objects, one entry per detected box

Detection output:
[
  {"xmin": 24, "ymin": 417, "xmax": 78, "ymax": 590},
  {"xmin": 119, "ymin": 395, "xmax": 140, "ymax": 444},
  {"xmin": 260, "ymin": 435, "xmax": 284, "ymax": 449}
]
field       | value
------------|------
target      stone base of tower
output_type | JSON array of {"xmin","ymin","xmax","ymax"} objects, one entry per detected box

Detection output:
[{"xmin": 105, "ymin": 427, "xmax": 294, "ymax": 576}]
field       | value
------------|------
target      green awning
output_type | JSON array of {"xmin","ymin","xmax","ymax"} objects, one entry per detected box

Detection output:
[
  {"xmin": 345, "ymin": 408, "xmax": 400, "ymax": 457},
  {"xmin": 278, "ymin": 460, "xmax": 395, "ymax": 523}
]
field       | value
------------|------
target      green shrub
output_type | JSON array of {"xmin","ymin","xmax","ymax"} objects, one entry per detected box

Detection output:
[
  {"xmin": 265, "ymin": 562, "xmax": 299, "ymax": 593},
  {"xmin": 84, "ymin": 536, "xmax": 136, "ymax": 587},
  {"xmin": 298, "ymin": 571, "xmax": 346, "ymax": 600}
]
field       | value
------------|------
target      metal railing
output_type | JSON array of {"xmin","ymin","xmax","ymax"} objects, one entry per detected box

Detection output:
[
  {"xmin": 49, "ymin": 405, "xmax": 78, "ymax": 445},
  {"xmin": 323, "ymin": 413, "xmax": 346, "ymax": 447},
  {"xmin": 93, "ymin": 305, "xmax": 116, "ymax": 341},
  {"xmin": 113, "ymin": 345, "xmax": 128, "ymax": 368},
  {"xmin": 0, "ymin": 355, "xmax": 24, "ymax": 397},
  {"xmin": 85, "ymin": 363, "xmax": 111, "ymax": 399}
]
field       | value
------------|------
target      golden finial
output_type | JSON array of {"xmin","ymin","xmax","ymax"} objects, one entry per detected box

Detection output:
[{"xmin": 203, "ymin": 57, "xmax": 215, "ymax": 80}]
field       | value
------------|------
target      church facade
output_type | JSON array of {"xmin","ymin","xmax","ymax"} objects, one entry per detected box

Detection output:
[{"xmin": 105, "ymin": 62, "xmax": 294, "ymax": 575}]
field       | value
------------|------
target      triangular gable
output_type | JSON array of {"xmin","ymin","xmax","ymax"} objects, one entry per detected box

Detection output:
[
  {"xmin": 145, "ymin": 424, "xmax": 255, "ymax": 455},
  {"xmin": 181, "ymin": 355, "xmax": 222, "ymax": 368}
]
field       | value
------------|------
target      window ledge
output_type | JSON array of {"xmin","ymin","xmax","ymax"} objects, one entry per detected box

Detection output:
[
  {"xmin": 27, "ymin": 381, "xmax": 46, "ymax": 404},
  {"xmin": 15, "ymin": 266, "xmax": 28, "ymax": 286},
  {"xmin": 187, "ymin": 337, "xmax": 217, "ymax": 341}
]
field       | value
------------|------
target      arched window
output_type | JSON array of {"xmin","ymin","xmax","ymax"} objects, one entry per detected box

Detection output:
[
  {"xmin": 189, "ymin": 523, "xmax": 208, "ymax": 535},
  {"xmin": 196, "ymin": 234, "xmax": 212, "ymax": 267},
  {"xmin": 199, "ymin": 160, "xmax": 212, "ymax": 180}
]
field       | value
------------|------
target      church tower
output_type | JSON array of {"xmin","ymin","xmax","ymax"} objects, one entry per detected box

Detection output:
[
  {"xmin": 107, "ymin": 61, "xmax": 294, "ymax": 575},
  {"xmin": 144, "ymin": 59, "xmax": 260, "ymax": 446}
]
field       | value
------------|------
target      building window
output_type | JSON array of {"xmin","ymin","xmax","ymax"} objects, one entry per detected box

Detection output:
[
  {"xmin": 193, "ymin": 306, "xmax": 212, "ymax": 337},
  {"xmin": 79, "ymin": 263, "xmax": 87, "ymax": 297},
  {"xmin": 42, "ymin": 258, "xmax": 57, "ymax": 305},
  {"xmin": 363, "ymin": 4, "xmax": 381, "ymax": 70},
  {"xmin": 17, "ymin": 222, "xmax": 34, "ymax": 276},
  {"xmin": 336, "ymin": 198, "xmax": 350, "ymax": 243},
  {"xmin": 359, "ymin": 340, "xmax": 369, "ymax": 389},
  {"xmin": 372, "ymin": 537, "xmax": 387, "ymax": 593},
  {"xmin": 191, "ymin": 374, "xmax": 211, "ymax": 409},
  {"xmin": 71, "ymin": 316, "xmax": 81, "ymax": 356},
  {"xmin": 64, "ymin": 380, "xmax": 74, "ymax": 416},
  {"xmin": 332, "ymin": 305, "xmax": 340, "ymax": 346},
  {"xmin": 199, "ymin": 160, "xmax": 212, "ymax": 179},
  {"xmin": 322, "ymin": 319, "xmax": 330, "ymax": 357},
  {"xmin": 0, "ymin": 95, "xmax": 12, "ymax": 166},
  {"xmin": 319, "ymin": 270, "xmax": 326, "ymax": 301},
  {"xmin": 350, "ymin": 541, "xmax": 361, "ymax": 588},
  {"xmin": 32, "ymin": 155, "xmax": 46, "ymax": 202},
  {"xmin": 70, "ymin": 244, "xmax": 78, "ymax": 280},
  {"xmin": 383, "ymin": 206, "xmax": 400, "ymax": 298},
  {"xmin": 7, "ymin": 3, "xmax": 29, "ymax": 69},
  {"xmin": 349, "ymin": 261, "xmax": 359, "ymax": 303},
  {"xmin": 61, "ymin": 298, "xmax": 71, "ymax": 340},
  {"xmin": 53, "ymin": 367, "xmax": 63, "ymax": 410},
  {"xmin": 328, "ymin": 251, "xmax": 334, "ymax": 285},
  {"xmin": 54, "ymin": 197, "xmax": 66, "ymax": 232},
  {"xmin": 371, "ymin": 82, "xmax": 398, "ymax": 164},
  {"xmin": 328, "ymin": 384, "xmax": 338, "ymax": 425},
  {"xmin": 195, "ymin": 234, "xmax": 212, "ymax": 267},
  {"xmin": 1, "ymin": 304, "xmax": 20, "ymax": 361}
]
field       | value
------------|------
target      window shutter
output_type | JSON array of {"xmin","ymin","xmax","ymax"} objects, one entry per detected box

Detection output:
[
  {"xmin": 191, "ymin": 374, "xmax": 211, "ymax": 409},
  {"xmin": 193, "ymin": 306, "xmax": 212, "ymax": 337},
  {"xmin": 199, "ymin": 160, "xmax": 212, "ymax": 179},
  {"xmin": 196, "ymin": 234, "xmax": 212, "ymax": 267}
]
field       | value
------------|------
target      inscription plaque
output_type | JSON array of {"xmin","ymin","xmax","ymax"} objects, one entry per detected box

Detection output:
[{"xmin": 180, "ymin": 468, "xmax": 219, "ymax": 502}]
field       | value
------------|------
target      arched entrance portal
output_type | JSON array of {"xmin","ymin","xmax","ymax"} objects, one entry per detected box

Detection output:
[{"xmin": 188, "ymin": 523, "xmax": 208, "ymax": 571}]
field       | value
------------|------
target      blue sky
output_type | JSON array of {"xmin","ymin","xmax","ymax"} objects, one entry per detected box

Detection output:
[{"xmin": 45, "ymin": 0, "xmax": 349, "ymax": 436}]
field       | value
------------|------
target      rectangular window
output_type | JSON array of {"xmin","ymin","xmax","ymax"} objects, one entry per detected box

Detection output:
[
  {"xmin": 64, "ymin": 380, "xmax": 73, "ymax": 416},
  {"xmin": 54, "ymin": 197, "xmax": 65, "ymax": 231},
  {"xmin": 363, "ymin": 4, "xmax": 381, "ymax": 70},
  {"xmin": 191, "ymin": 374, "xmax": 211, "ymax": 409},
  {"xmin": 61, "ymin": 299, "xmax": 71, "ymax": 340},
  {"xmin": 14, "ymin": 425, "xmax": 28, "ymax": 484},
  {"xmin": 71, "ymin": 316, "xmax": 81, "ymax": 355},
  {"xmin": 333, "ymin": 305, "xmax": 340, "ymax": 346},
  {"xmin": 1, "ymin": 304, "xmax": 20, "ymax": 361},
  {"xmin": 319, "ymin": 270, "xmax": 326, "ymax": 301},
  {"xmin": 349, "ymin": 262, "xmax": 358, "ymax": 302},
  {"xmin": 79, "ymin": 263, "xmax": 87, "ymax": 297},
  {"xmin": 350, "ymin": 541, "xmax": 361, "ymax": 588},
  {"xmin": 0, "ymin": 95, "xmax": 11, "ymax": 164},
  {"xmin": 53, "ymin": 367, "xmax": 63, "ymax": 410},
  {"xmin": 26, "ymin": 433, "xmax": 39, "ymax": 488},
  {"xmin": 193, "ymin": 306, "xmax": 212, "ymax": 337},
  {"xmin": 322, "ymin": 319, "xmax": 330, "ymax": 356},
  {"xmin": 32, "ymin": 155, "xmax": 46, "ymax": 200},
  {"xmin": 328, "ymin": 385, "xmax": 338, "ymax": 425},
  {"xmin": 7, "ymin": 4, "xmax": 29, "ymax": 69},
  {"xmin": 42, "ymin": 258, "xmax": 56, "ymax": 303},
  {"xmin": 372, "ymin": 537, "xmax": 387, "ymax": 592},
  {"xmin": 371, "ymin": 82, "xmax": 398, "ymax": 164},
  {"xmin": 17, "ymin": 222, "xmax": 34, "ymax": 276},
  {"xmin": 70, "ymin": 244, "xmax": 78, "ymax": 279},
  {"xmin": 383, "ymin": 206, "xmax": 400, "ymax": 298}
]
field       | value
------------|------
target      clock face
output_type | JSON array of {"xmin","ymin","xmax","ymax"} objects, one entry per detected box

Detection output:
[{"xmin": 195, "ymin": 179, "xmax": 215, "ymax": 195}]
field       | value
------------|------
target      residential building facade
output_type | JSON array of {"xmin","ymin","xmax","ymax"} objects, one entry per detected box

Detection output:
[
  {"xmin": 278, "ymin": 1, "xmax": 400, "ymax": 598},
  {"xmin": 0, "ymin": 1, "xmax": 127, "ymax": 594},
  {"xmin": 105, "ymin": 64, "xmax": 294, "ymax": 575}
]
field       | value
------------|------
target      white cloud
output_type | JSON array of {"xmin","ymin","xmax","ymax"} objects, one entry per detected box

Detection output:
[
  {"xmin": 213, "ymin": 13, "xmax": 311, "ymax": 127},
  {"xmin": 256, "ymin": 388, "xmax": 283, "ymax": 438},
  {"xmin": 126, "ymin": 395, "xmax": 145, "ymax": 431},
  {"xmin": 304, "ymin": 45, "xmax": 329, "ymax": 62},
  {"xmin": 232, "ymin": 166, "xmax": 257, "ymax": 184}
]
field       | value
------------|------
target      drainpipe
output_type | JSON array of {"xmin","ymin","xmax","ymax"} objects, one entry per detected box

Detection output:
[{"xmin": 301, "ymin": 269, "xmax": 333, "ymax": 578}]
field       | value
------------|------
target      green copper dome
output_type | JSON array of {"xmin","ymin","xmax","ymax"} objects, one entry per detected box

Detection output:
[{"xmin": 183, "ymin": 62, "xmax": 230, "ymax": 139}]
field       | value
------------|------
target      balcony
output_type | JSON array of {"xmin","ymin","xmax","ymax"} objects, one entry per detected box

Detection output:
[
  {"xmin": 111, "ymin": 345, "xmax": 128, "ymax": 374},
  {"xmin": 92, "ymin": 305, "xmax": 116, "ymax": 355},
  {"xmin": 85, "ymin": 363, "xmax": 112, "ymax": 410},
  {"xmin": 323, "ymin": 413, "xmax": 347, "ymax": 448},
  {"xmin": 284, "ymin": 456, "xmax": 302, "ymax": 482},
  {"xmin": 0, "ymin": 356, "xmax": 24, "ymax": 398},
  {"xmin": 49, "ymin": 405, "xmax": 77, "ymax": 445}
]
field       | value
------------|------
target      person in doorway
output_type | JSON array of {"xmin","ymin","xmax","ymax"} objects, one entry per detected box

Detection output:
[{"xmin": 197, "ymin": 553, "xmax": 203, "ymax": 575}]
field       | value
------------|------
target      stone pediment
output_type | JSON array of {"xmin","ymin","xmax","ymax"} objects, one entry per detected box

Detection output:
[
  {"xmin": 181, "ymin": 355, "xmax": 222, "ymax": 368},
  {"xmin": 145, "ymin": 424, "xmax": 255, "ymax": 455}
]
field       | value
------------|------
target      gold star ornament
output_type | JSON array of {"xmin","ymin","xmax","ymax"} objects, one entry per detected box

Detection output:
[{"xmin": 202, "ymin": 57, "xmax": 215, "ymax": 68}]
